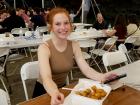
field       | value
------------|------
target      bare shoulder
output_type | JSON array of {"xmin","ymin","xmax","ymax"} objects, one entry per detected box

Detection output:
[
  {"xmin": 71, "ymin": 40, "xmax": 80, "ymax": 53},
  {"xmin": 71, "ymin": 40, "xmax": 79, "ymax": 46},
  {"xmin": 38, "ymin": 41, "xmax": 50, "ymax": 56}
]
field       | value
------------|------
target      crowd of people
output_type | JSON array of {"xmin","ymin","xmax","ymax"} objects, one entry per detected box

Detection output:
[
  {"xmin": 0, "ymin": 7, "xmax": 50, "ymax": 33},
  {"xmin": 93, "ymin": 12, "xmax": 140, "ymax": 49}
]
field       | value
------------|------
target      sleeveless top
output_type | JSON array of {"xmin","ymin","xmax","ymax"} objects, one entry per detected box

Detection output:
[{"xmin": 41, "ymin": 39, "xmax": 74, "ymax": 87}]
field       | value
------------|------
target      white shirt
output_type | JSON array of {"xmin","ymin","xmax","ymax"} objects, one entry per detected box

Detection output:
[{"xmin": 82, "ymin": 0, "xmax": 91, "ymax": 11}]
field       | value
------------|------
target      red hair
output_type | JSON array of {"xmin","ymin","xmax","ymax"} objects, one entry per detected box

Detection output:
[{"xmin": 47, "ymin": 7, "xmax": 73, "ymax": 32}]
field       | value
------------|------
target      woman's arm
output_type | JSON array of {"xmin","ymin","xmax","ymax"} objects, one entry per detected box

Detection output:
[
  {"xmin": 72, "ymin": 41, "xmax": 104, "ymax": 81},
  {"xmin": 103, "ymin": 29, "xmax": 117, "ymax": 37},
  {"xmin": 38, "ymin": 44, "xmax": 58, "ymax": 95},
  {"xmin": 38, "ymin": 44, "xmax": 64, "ymax": 105}
]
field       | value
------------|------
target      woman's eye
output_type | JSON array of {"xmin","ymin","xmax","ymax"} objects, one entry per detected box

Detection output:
[
  {"xmin": 55, "ymin": 22, "xmax": 60, "ymax": 26},
  {"xmin": 64, "ymin": 22, "xmax": 70, "ymax": 25}
]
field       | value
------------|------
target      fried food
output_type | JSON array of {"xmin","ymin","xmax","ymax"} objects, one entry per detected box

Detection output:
[{"xmin": 75, "ymin": 85, "xmax": 107, "ymax": 100}]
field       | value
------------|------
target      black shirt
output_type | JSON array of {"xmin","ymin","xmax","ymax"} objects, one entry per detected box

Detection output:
[
  {"xmin": 93, "ymin": 21, "xmax": 108, "ymax": 30},
  {"xmin": 1, "ymin": 15, "xmax": 25, "ymax": 32}
]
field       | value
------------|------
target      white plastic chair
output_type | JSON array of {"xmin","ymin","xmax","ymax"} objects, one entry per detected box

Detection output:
[
  {"xmin": 102, "ymin": 51, "xmax": 128, "ymax": 72},
  {"xmin": 10, "ymin": 28, "xmax": 29, "ymax": 58},
  {"xmin": 70, "ymin": 39, "xmax": 102, "ymax": 79},
  {"xmin": 0, "ymin": 89, "xmax": 10, "ymax": 105},
  {"xmin": 20, "ymin": 61, "xmax": 39, "ymax": 100},
  {"xmin": 124, "ymin": 36, "xmax": 138, "ymax": 60},
  {"xmin": 0, "ymin": 48, "xmax": 10, "ymax": 93},
  {"xmin": 21, "ymin": 61, "xmax": 70, "ymax": 100},
  {"xmin": 118, "ymin": 44, "xmax": 132, "ymax": 63}
]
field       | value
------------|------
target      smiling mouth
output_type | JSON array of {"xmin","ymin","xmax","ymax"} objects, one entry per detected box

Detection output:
[{"xmin": 59, "ymin": 31, "xmax": 68, "ymax": 34}]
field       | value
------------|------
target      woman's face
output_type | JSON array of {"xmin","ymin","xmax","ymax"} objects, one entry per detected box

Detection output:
[
  {"xmin": 51, "ymin": 13, "xmax": 71, "ymax": 39},
  {"xmin": 97, "ymin": 13, "xmax": 104, "ymax": 23}
]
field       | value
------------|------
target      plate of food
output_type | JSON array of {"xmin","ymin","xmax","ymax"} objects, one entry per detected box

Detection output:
[{"xmin": 63, "ymin": 78, "xmax": 111, "ymax": 105}]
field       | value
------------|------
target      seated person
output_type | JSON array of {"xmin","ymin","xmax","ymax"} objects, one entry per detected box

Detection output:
[
  {"xmin": 113, "ymin": 13, "xmax": 132, "ymax": 49},
  {"xmin": 0, "ymin": 8, "xmax": 25, "ymax": 32},
  {"xmin": 33, "ymin": 7, "xmax": 118, "ymax": 105},
  {"xmin": 93, "ymin": 13, "xmax": 108, "ymax": 30},
  {"xmin": 127, "ymin": 14, "xmax": 140, "ymax": 36}
]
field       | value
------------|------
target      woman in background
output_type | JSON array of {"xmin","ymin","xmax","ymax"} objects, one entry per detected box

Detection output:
[{"xmin": 114, "ymin": 14, "xmax": 127, "ymax": 48}]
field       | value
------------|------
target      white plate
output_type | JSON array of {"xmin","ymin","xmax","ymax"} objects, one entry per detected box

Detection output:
[{"xmin": 63, "ymin": 78, "xmax": 111, "ymax": 105}]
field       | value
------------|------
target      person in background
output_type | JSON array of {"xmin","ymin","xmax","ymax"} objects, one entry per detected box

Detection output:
[
  {"xmin": 126, "ymin": 14, "xmax": 140, "ymax": 50},
  {"xmin": 69, "ymin": 10, "xmax": 77, "ymax": 23},
  {"xmin": 44, "ymin": 8, "xmax": 51, "ymax": 23},
  {"xmin": 30, "ymin": 7, "xmax": 46, "ymax": 30},
  {"xmin": 127, "ymin": 14, "xmax": 140, "ymax": 36},
  {"xmin": 16, "ymin": 8, "xmax": 33, "ymax": 29},
  {"xmin": 33, "ymin": 7, "xmax": 117, "ymax": 105},
  {"xmin": 93, "ymin": 13, "xmax": 108, "ymax": 30},
  {"xmin": 0, "ymin": 8, "xmax": 25, "ymax": 32},
  {"xmin": 113, "ymin": 13, "xmax": 127, "ymax": 48},
  {"xmin": 93, "ymin": 13, "xmax": 116, "ymax": 49},
  {"xmin": 0, "ymin": 9, "xmax": 9, "ymax": 22}
]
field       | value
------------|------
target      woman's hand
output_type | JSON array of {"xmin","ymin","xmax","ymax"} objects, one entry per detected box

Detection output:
[
  {"xmin": 102, "ymin": 73, "xmax": 118, "ymax": 83},
  {"xmin": 50, "ymin": 90, "xmax": 64, "ymax": 105}
]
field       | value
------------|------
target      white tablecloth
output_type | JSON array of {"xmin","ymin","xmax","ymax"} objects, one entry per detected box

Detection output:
[{"xmin": 112, "ymin": 60, "xmax": 140, "ymax": 90}]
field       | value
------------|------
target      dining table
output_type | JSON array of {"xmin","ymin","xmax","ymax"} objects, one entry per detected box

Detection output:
[{"xmin": 18, "ymin": 83, "xmax": 140, "ymax": 105}]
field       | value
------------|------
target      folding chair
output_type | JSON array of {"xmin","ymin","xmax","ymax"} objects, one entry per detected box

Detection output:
[
  {"xmin": 0, "ymin": 48, "xmax": 10, "ymax": 93},
  {"xmin": 21, "ymin": 61, "xmax": 69, "ymax": 100},
  {"xmin": 0, "ymin": 89, "xmax": 10, "ymax": 105},
  {"xmin": 79, "ymin": 39, "xmax": 103, "ymax": 72},
  {"xmin": 124, "ymin": 36, "xmax": 137, "ymax": 60},
  {"xmin": 70, "ymin": 39, "xmax": 102, "ymax": 80},
  {"xmin": 90, "ymin": 37, "xmax": 118, "ymax": 70},
  {"xmin": 118, "ymin": 44, "xmax": 132, "ymax": 63},
  {"xmin": 102, "ymin": 50, "xmax": 128, "ymax": 72},
  {"xmin": 10, "ymin": 27, "xmax": 29, "ymax": 58},
  {"xmin": 20, "ymin": 61, "xmax": 39, "ymax": 100}
]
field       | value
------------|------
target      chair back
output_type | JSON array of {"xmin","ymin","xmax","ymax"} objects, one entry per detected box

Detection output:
[
  {"xmin": 118, "ymin": 44, "xmax": 132, "ymax": 63},
  {"xmin": 102, "ymin": 37, "xmax": 117, "ymax": 51},
  {"xmin": 125, "ymin": 36, "xmax": 137, "ymax": 44},
  {"xmin": 102, "ymin": 51, "xmax": 128, "ymax": 72},
  {"xmin": 0, "ymin": 48, "xmax": 10, "ymax": 72},
  {"xmin": 0, "ymin": 89, "xmax": 10, "ymax": 105},
  {"xmin": 20, "ymin": 61, "xmax": 39, "ymax": 100},
  {"xmin": 104, "ymin": 37, "xmax": 117, "ymax": 46}
]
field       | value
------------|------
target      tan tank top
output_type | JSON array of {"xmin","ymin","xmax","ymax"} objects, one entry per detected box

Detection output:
[{"xmin": 46, "ymin": 39, "xmax": 74, "ymax": 87}]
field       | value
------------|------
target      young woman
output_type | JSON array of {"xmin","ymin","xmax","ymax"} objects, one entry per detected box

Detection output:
[{"xmin": 34, "ymin": 7, "xmax": 117, "ymax": 105}]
